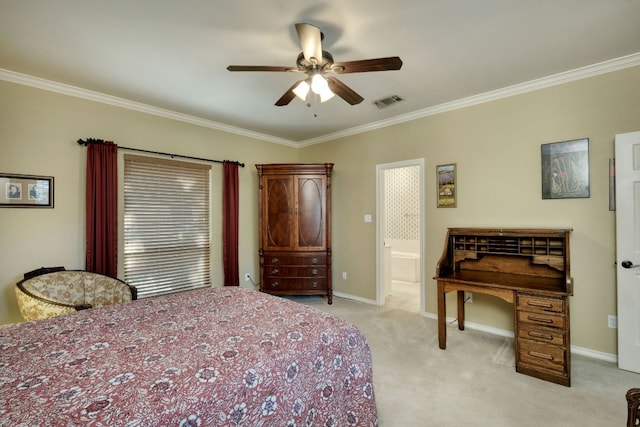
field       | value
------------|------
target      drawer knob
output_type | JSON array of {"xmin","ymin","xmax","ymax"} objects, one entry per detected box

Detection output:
[
  {"xmin": 527, "ymin": 315, "xmax": 553, "ymax": 324},
  {"xmin": 272, "ymin": 258, "xmax": 279, "ymax": 263},
  {"xmin": 312, "ymin": 282, "xmax": 318, "ymax": 288},
  {"xmin": 311, "ymin": 258, "xmax": 318, "ymax": 264},
  {"xmin": 271, "ymin": 268, "xmax": 279, "ymax": 274},
  {"xmin": 271, "ymin": 281, "xmax": 279, "ymax": 287},
  {"xmin": 311, "ymin": 269, "xmax": 318, "ymax": 275}
]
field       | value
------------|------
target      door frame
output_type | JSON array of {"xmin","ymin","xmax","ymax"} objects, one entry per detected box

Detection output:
[{"xmin": 375, "ymin": 158, "xmax": 425, "ymax": 314}]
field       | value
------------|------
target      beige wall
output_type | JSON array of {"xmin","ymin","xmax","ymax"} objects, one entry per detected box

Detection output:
[
  {"xmin": 2, "ymin": 65, "xmax": 639, "ymax": 356},
  {"xmin": 0, "ymin": 80, "xmax": 298, "ymax": 324},
  {"xmin": 300, "ymin": 66, "xmax": 640, "ymax": 356}
]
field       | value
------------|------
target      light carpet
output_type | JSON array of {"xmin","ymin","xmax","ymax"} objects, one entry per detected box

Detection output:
[{"xmin": 289, "ymin": 283, "xmax": 640, "ymax": 426}]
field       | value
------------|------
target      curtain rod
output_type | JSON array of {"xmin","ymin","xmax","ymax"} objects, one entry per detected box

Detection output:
[{"xmin": 77, "ymin": 138, "xmax": 245, "ymax": 168}]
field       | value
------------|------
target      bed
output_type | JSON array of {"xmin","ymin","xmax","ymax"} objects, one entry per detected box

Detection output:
[{"xmin": 0, "ymin": 287, "xmax": 377, "ymax": 426}]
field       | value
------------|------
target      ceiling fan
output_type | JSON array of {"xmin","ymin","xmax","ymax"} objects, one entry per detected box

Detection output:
[{"xmin": 227, "ymin": 23, "xmax": 403, "ymax": 106}]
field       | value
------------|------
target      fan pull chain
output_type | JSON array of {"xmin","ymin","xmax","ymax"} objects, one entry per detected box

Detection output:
[{"xmin": 307, "ymin": 93, "xmax": 319, "ymax": 118}]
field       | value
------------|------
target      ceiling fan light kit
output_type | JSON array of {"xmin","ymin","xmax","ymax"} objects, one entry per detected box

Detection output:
[
  {"xmin": 292, "ymin": 80, "xmax": 310, "ymax": 101},
  {"xmin": 311, "ymin": 74, "xmax": 335, "ymax": 102},
  {"xmin": 227, "ymin": 23, "xmax": 402, "ymax": 107},
  {"xmin": 291, "ymin": 74, "xmax": 334, "ymax": 103}
]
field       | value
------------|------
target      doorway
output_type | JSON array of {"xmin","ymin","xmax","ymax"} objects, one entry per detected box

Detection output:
[{"xmin": 376, "ymin": 159, "xmax": 425, "ymax": 314}]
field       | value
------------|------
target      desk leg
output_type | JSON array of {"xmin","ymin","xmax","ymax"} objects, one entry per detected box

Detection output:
[
  {"xmin": 457, "ymin": 291, "xmax": 465, "ymax": 330},
  {"xmin": 437, "ymin": 281, "xmax": 446, "ymax": 349}
]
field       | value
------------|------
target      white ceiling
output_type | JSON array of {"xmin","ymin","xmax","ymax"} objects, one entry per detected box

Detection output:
[{"xmin": 1, "ymin": 1, "xmax": 640, "ymax": 145}]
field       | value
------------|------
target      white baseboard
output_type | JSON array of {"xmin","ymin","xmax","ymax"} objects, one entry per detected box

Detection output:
[
  {"xmin": 423, "ymin": 312, "xmax": 618, "ymax": 363},
  {"xmin": 337, "ymin": 293, "xmax": 619, "ymax": 364},
  {"xmin": 571, "ymin": 345, "xmax": 617, "ymax": 363},
  {"xmin": 391, "ymin": 279, "xmax": 420, "ymax": 287},
  {"xmin": 333, "ymin": 290, "xmax": 377, "ymax": 305}
]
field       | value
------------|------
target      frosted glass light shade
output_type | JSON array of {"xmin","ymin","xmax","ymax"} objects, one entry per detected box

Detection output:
[
  {"xmin": 319, "ymin": 89, "xmax": 335, "ymax": 102},
  {"xmin": 293, "ymin": 80, "xmax": 310, "ymax": 101},
  {"xmin": 311, "ymin": 74, "xmax": 334, "ymax": 102}
]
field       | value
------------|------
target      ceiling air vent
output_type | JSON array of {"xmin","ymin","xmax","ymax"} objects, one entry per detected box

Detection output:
[{"xmin": 374, "ymin": 95, "xmax": 404, "ymax": 109}]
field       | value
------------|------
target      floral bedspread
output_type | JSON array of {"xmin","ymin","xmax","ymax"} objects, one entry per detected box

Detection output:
[{"xmin": 0, "ymin": 287, "xmax": 377, "ymax": 426}]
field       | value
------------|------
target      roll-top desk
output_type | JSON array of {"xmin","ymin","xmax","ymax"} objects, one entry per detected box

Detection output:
[{"xmin": 435, "ymin": 227, "xmax": 573, "ymax": 386}]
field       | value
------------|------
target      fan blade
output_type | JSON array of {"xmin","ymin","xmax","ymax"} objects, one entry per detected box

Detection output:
[
  {"xmin": 275, "ymin": 80, "xmax": 305, "ymax": 106},
  {"xmin": 227, "ymin": 65, "xmax": 297, "ymax": 72},
  {"xmin": 295, "ymin": 23, "xmax": 323, "ymax": 63},
  {"xmin": 332, "ymin": 57, "xmax": 403, "ymax": 74},
  {"xmin": 326, "ymin": 77, "xmax": 364, "ymax": 105}
]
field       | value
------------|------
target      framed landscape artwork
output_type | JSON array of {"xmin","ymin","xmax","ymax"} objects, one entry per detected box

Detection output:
[
  {"xmin": 541, "ymin": 138, "xmax": 590, "ymax": 199},
  {"xmin": 436, "ymin": 163, "xmax": 456, "ymax": 208}
]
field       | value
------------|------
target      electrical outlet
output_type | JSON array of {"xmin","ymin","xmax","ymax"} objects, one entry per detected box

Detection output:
[
  {"xmin": 465, "ymin": 292, "xmax": 473, "ymax": 303},
  {"xmin": 342, "ymin": 272, "xmax": 347, "ymax": 280},
  {"xmin": 244, "ymin": 273, "xmax": 251, "ymax": 282},
  {"xmin": 608, "ymin": 315, "xmax": 617, "ymax": 329}
]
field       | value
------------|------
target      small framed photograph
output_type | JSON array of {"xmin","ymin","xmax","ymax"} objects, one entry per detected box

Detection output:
[
  {"xmin": 0, "ymin": 173, "xmax": 54, "ymax": 208},
  {"xmin": 436, "ymin": 163, "xmax": 456, "ymax": 208},
  {"xmin": 541, "ymin": 138, "xmax": 589, "ymax": 199}
]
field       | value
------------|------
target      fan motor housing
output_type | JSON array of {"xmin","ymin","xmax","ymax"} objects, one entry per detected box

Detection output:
[{"xmin": 296, "ymin": 51, "xmax": 334, "ymax": 72}]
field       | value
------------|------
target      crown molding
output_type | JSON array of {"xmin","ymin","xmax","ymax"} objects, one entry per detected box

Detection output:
[
  {"xmin": 0, "ymin": 68, "xmax": 298, "ymax": 147},
  {"xmin": 298, "ymin": 52, "xmax": 640, "ymax": 146},
  {"xmin": 3, "ymin": 52, "xmax": 639, "ymax": 148}
]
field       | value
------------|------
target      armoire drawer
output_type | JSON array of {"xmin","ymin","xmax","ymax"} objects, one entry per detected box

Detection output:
[
  {"xmin": 263, "ymin": 254, "xmax": 327, "ymax": 266},
  {"xmin": 299, "ymin": 279, "xmax": 326, "ymax": 291},
  {"xmin": 262, "ymin": 277, "xmax": 326, "ymax": 291},
  {"xmin": 263, "ymin": 266, "xmax": 327, "ymax": 278}
]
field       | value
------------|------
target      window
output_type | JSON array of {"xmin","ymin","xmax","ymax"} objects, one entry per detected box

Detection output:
[{"xmin": 124, "ymin": 155, "xmax": 211, "ymax": 298}]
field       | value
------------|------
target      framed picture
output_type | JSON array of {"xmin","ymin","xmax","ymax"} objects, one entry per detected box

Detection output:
[
  {"xmin": 541, "ymin": 138, "xmax": 589, "ymax": 199},
  {"xmin": 436, "ymin": 163, "xmax": 456, "ymax": 208},
  {"xmin": 0, "ymin": 173, "xmax": 54, "ymax": 208}
]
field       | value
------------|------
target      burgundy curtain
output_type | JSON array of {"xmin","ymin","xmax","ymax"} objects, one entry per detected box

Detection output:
[
  {"xmin": 85, "ymin": 141, "xmax": 118, "ymax": 277},
  {"xmin": 222, "ymin": 162, "xmax": 239, "ymax": 286}
]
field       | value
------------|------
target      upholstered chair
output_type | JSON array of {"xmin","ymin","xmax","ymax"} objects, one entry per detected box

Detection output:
[{"xmin": 15, "ymin": 267, "xmax": 137, "ymax": 321}]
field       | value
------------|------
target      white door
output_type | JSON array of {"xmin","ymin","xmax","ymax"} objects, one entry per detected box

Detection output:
[{"xmin": 615, "ymin": 131, "xmax": 640, "ymax": 373}]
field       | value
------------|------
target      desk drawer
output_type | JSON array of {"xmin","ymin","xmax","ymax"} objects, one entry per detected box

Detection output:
[
  {"xmin": 518, "ymin": 340, "xmax": 567, "ymax": 373},
  {"xmin": 517, "ymin": 294, "xmax": 564, "ymax": 314},
  {"xmin": 518, "ymin": 324, "xmax": 566, "ymax": 346},
  {"xmin": 517, "ymin": 310, "xmax": 565, "ymax": 329}
]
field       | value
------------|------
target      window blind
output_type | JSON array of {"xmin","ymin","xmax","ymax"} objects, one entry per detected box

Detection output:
[{"xmin": 124, "ymin": 155, "xmax": 211, "ymax": 298}]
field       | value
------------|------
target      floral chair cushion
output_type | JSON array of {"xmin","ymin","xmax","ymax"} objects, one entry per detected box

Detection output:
[{"xmin": 15, "ymin": 270, "xmax": 136, "ymax": 321}]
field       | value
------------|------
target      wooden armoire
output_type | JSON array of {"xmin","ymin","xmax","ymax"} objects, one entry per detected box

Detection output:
[{"xmin": 256, "ymin": 163, "xmax": 333, "ymax": 304}]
